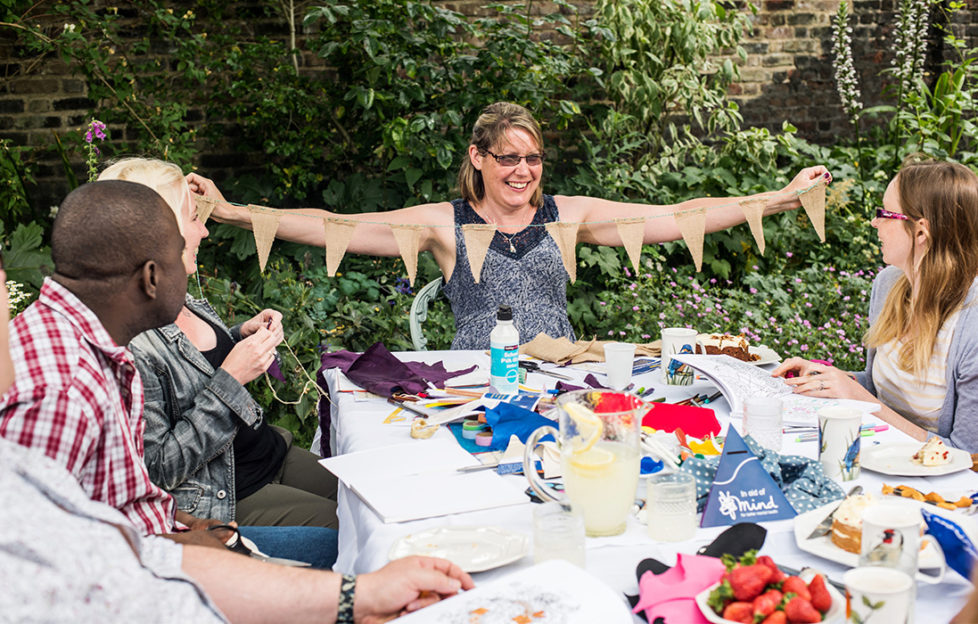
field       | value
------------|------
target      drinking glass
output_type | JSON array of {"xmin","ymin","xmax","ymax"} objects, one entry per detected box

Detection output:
[
  {"xmin": 646, "ymin": 472, "xmax": 697, "ymax": 542},
  {"xmin": 533, "ymin": 502, "xmax": 586, "ymax": 567},
  {"xmin": 743, "ymin": 396, "xmax": 783, "ymax": 451}
]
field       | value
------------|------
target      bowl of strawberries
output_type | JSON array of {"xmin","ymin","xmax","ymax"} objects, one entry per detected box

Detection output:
[{"xmin": 695, "ymin": 550, "xmax": 843, "ymax": 624}]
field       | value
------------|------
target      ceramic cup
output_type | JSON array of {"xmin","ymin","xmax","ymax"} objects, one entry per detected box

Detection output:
[
  {"xmin": 604, "ymin": 342, "xmax": 636, "ymax": 390},
  {"xmin": 661, "ymin": 328, "xmax": 699, "ymax": 386},
  {"xmin": 817, "ymin": 406, "xmax": 861, "ymax": 480},
  {"xmin": 844, "ymin": 566, "xmax": 913, "ymax": 623},
  {"xmin": 859, "ymin": 504, "xmax": 947, "ymax": 584}
]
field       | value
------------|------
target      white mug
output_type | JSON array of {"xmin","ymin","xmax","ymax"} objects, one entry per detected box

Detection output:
[
  {"xmin": 844, "ymin": 566, "xmax": 913, "ymax": 623},
  {"xmin": 817, "ymin": 406, "xmax": 861, "ymax": 480},
  {"xmin": 661, "ymin": 328, "xmax": 699, "ymax": 386},
  {"xmin": 859, "ymin": 504, "xmax": 947, "ymax": 584}
]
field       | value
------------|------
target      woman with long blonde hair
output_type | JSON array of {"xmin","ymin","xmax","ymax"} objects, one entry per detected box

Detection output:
[{"xmin": 775, "ymin": 158, "xmax": 978, "ymax": 451}]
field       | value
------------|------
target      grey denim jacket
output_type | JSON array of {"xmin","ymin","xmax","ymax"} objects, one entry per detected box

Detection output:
[{"xmin": 130, "ymin": 295, "xmax": 263, "ymax": 522}]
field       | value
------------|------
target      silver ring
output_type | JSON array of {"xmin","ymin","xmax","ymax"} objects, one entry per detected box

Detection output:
[{"xmin": 819, "ymin": 381, "xmax": 825, "ymax": 391}]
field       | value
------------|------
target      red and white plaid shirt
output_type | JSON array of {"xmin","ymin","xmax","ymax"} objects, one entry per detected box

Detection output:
[{"xmin": 0, "ymin": 278, "xmax": 175, "ymax": 535}]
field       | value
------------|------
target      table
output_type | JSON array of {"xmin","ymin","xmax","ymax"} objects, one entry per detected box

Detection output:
[{"xmin": 318, "ymin": 350, "xmax": 976, "ymax": 622}]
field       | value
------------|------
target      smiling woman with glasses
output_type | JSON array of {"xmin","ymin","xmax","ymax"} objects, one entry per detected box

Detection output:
[
  {"xmin": 775, "ymin": 158, "xmax": 978, "ymax": 453},
  {"xmin": 198, "ymin": 101, "xmax": 830, "ymax": 350}
]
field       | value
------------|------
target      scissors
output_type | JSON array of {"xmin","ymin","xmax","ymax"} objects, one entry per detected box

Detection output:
[{"xmin": 518, "ymin": 360, "xmax": 572, "ymax": 380}]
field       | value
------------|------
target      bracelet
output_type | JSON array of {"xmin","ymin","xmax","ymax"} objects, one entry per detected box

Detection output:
[{"xmin": 337, "ymin": 574, "xmax": 356, "ymax": 624}]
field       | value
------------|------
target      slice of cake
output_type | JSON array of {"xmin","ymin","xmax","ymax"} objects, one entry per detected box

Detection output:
[
  {"xmin": 830, "ymin": 493, "xmax": 874, "ymax": 554},
  {"xmin": 696, "ymin": 333, "xmax": 760, "ymax": 362},
  {"xmin": 911, "ymin": 438, "xmax": 951, "ymax": 466}
]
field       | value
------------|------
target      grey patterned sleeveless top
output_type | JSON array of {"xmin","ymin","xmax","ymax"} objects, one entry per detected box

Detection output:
[{"xmin": 443, "ymin": 195, "xmax": 576, "ymax": 350}]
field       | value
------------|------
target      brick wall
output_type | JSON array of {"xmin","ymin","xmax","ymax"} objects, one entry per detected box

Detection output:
[{"xmin": 1, "ymin": 0, "xmax": 974, "ymax": 213}]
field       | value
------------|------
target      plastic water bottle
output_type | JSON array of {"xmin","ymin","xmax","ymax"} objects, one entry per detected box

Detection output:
[{"xmin": 490, "ymin": 305, "xmax": 520, "ymax": 394}]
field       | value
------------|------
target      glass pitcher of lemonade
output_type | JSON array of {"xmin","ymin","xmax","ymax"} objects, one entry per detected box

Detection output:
[{"xmin": 522, "ymin": 390, "xmax": 642, "ymax": 537}]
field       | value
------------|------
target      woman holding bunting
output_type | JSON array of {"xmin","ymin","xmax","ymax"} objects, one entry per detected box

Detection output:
[
  {"xmin": 197, "ymin": 101, "xmax": 829, "ymax": 350},
  {"xmin": 98, "ymin": 159, "xmax": 340, "ymax": 539},
  {"xmin": 774, "ymin": 159, "xmax": 978, "ymax": 453}
]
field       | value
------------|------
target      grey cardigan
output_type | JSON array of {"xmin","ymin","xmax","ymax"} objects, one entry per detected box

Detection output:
[
  {"xmin": 855, "ymin": 266, "xmax": 978, "ymax": 452},
  {"xmin": 130, "ymin": 295, "xmax": 263, "ymax": 522}
]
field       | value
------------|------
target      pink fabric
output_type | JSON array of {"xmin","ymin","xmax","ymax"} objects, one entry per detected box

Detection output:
[{"xmin": 632, "ymin": 553, "xmax": 726, "ymax": 623}]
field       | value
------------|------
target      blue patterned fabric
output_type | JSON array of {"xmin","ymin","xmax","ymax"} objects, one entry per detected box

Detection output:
[
  {"xmin": 679, "ymin": 435, "xmax": 846, "ymax": 513},
  {"xmin": 443, "ymin": 195, "xmax": 575, "ymax": 350}
]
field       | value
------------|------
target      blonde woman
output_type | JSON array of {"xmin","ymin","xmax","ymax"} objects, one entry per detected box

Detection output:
[
  {"xmin": 197, "ymin": 101, "xmax": 830, "ymax": 349},
  {"xmin": 774, "ymin": 159, "xmax": 978, "ymax": 452},
  {"xmin": 98, "ymin": 160, "xmax": 339, "ymax": 555}
]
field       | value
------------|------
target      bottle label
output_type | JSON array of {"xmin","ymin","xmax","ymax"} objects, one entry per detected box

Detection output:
[{"xmin": 490, "ymin": 343, "xmax": 519, "ymax": 389}]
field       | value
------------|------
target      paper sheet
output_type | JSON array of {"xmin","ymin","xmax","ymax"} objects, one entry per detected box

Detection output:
[
  {"xmin": 319, "ymin": 438, "xmax": 528, "ymax": 523},
  {"xmin": 397, "ymin": 560, "xmax": 633, "ymax": 623}
]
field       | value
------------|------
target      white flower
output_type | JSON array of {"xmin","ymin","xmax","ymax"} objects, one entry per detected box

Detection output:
[
  {"xmin": 832, "ymin": 1, "xmax": 862, "ymax": 122},
  {"xmin": 63, "ymin": 23, "xmax": 76, "ymax": 32}
]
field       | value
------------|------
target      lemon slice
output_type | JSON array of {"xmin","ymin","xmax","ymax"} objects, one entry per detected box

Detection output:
[
  {"xmin": 569, "ymin": 445, "xmax": 615, "ymax": 472},
  {"xmin": 563, "ymin": 402, "xmax": 603, "ymax": 454}
]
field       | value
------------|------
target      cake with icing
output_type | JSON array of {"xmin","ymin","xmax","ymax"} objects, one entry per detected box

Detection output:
[
  {"xmin": 830, "ymin": 493, "xmax": 875, "ymax": 554},
  {"xmin": 696, "ymin": 333, "xmax": 759, "ymax": 362},
  {"xmin": 911, "ymin": 437, "xmax": 951, "ymax": 466}
]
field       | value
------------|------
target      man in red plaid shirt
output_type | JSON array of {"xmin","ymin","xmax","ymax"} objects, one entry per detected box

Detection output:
[{"xmin": 0, "ymin": 180, "xmax": 213, "ymax": 540}]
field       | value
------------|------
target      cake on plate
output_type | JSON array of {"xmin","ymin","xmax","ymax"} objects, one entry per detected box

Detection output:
[
  {"xmin": 696, "ymin": 333, "xmax": 760, "ymax": 362},
  {"xmin": 911, "ymin": 437, "xmax": 951, "ymax": 466},
  {"xmin": 830, "ymin": 493, "xmax": 875, "ymax": 554}
]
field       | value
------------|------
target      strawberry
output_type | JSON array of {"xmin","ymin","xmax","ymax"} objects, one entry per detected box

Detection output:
[
  {"xmin": 752, "ymin": 589, "xmax": 783, "ymax": 619},
  {"xmin": 757, "ymin": 555, "xmax": 786, "ymax": 583},
  {"xmin": 781, "ymin": 576, "xmax": 812, "ymax": 601},
  {"xmin": 728, "ymin": 564, "xmax": 774, "ymax": 601},
  {"xmin": 784, "ymin": 596, "xmax": 822, "ymax": 623},
  {"xmin": 761, "ymin": 612, "xmax": 788, "ymax": 624},
  {"xmin": 721, "ymin": 601, "xmax": 754, "ymax": 623},
  {"xmin": 807, "ymin": 574, "xmax": 832, "ymax": 612}
]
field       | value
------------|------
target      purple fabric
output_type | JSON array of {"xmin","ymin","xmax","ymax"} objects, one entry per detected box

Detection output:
[
  {"xmin": 316, "ymin": 342, "xmax": 477, "ymax": 456},
  {"xmin": 267, "ymin": 354, "xmax": 285, "ymax": 382},
  {"xmin": 583, "ymin": 373, "xmax": 609, "ymax": 389},
  {"xmin": 555, "ymin": 380, "xmax": 585, "ymax": 393}
]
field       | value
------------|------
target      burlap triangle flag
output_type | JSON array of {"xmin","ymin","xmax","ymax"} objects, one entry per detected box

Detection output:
[
  {"xmin": 390, "ymin": 224, "xmax": 424, "ymax": 286},
  {"xmin": 249, "ymin": 206, "xmax": 280, "ymax": 273},
  {"xmin": 739, "ymin": 199, "xmax": 768, "ymax": 255},
  {"xmin": 461, "ymin": 223, "xmax": 497, "ymax": 283},
  {"xmin": 194, "ymin": 195, "xmax": 216, "ymax": 225},
  {"xmin": 544, "ymin": 221, "xmax": 581, "ymax": 283},
  {"xmin": 615, "ymin": 217, "xmax": 646, "ymax": 272},
  {"xmin": 324, "ymin": 217, "xmax": 357, "ymax": 277},
  {"xmin": 799, "ymin": 179, "xmax": 827, "ymax": 242},
  {"xmin": 674, "ymin": 206, "xmax": 707, "ymax": 272}
]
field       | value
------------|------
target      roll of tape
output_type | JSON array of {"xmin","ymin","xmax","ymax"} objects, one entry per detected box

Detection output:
[
  {"xmin": 475, "ymin": 430, "xmax": 493, "ymax": 446},
  {"xmin": 462, "ymin": 427, "xmax": 479, "ymax": 440}
]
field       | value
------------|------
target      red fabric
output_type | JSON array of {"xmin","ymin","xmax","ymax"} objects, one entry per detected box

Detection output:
[
  {"xmin": 642, "ymin": 403, "xmax": 721, "ymax": 439},
  {"xmin": 0, "ymin": 279, "xmax": 175, "ymax": 535}
]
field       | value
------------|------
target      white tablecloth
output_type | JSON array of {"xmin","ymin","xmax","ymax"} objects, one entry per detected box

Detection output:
[{"xmin": 318, "ymin": 350, "xmax": 977, "ymax": 621}]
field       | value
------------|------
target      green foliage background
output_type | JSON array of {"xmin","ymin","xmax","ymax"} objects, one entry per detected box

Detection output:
[{"xmin": 2, "ymin": 0, "xmax": 977, "ymax": 446}]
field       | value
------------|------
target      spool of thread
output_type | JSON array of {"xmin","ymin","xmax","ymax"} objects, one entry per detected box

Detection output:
[
  {"xmin": 462, "ymin": 421, "xmax": 483, "ymax": 440},
  {"xmin": 475, "ymin": 429, "xmax": 493, "ymax": 446}
]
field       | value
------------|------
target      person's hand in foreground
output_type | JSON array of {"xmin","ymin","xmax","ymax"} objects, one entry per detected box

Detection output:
[
  {"xmin": 355, "ymin": 555, "xmax": 475, "ymax": 622},
  {"xmin": 771, "ymin": 357, "xmax": 872, "ymax": 401},
  {"xmin": 220, "ymin": 326, "xmax": 282, "ymax": 385},
  {"xmin": 185, "ymin": 171, "xmax": 235, "ymax": 221},
  {"xmin": 239, "ymin": 309, "xmax": 284, "ymax": 344}
]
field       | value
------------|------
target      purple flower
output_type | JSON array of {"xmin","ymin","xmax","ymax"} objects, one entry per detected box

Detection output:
[
  {"xmin": 85, "ymin": 119, "xmax": 107, "ymax": 143},
  {"xmin": 786, "ymin": 252, "xmax": 793, "ymax": 258}
]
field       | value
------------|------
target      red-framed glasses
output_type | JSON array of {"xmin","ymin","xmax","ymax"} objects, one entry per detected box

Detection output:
[{"xmin": 875, "ymin": 208, "xmax": 909, "ymax": 221}]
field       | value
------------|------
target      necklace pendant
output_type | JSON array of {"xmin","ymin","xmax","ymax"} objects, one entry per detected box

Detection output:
[{"xmin": 509, "ymin": 242, "xmax": 516, "ymax": 253}]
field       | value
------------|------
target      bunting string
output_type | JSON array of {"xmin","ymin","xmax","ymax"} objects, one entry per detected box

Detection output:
[{"xmin": 194, "ymin": 178, "xmax": 828, "ymax": 276}]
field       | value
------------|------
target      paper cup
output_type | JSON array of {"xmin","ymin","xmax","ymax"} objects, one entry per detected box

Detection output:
[
  {"xmin": 603, "ymin": 342, "xmax": 636, "ymax": 390},
  {"xmin": 817, "ymin": 406, "xmax": 861, "ymax": 480},
  {"xmin": 844, "ymin": 566, "xmax": 913, "ymax": 623},
  {"xmin": 662, "ymin": 328, "xmax": 697, "ymax": 386}
]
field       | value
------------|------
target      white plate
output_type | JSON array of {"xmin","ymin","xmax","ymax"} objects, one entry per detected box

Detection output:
[
  {"xmin": 793, "ymin": 497, "xmax": 975, "ymax": 579},
  {"xmin": 861, "ymin": 442, "xmax": 972, "ymax": 476},
  {"xmin": 695, "ymin": 573, "xmax": 844, "ymax": 623},
  {"xmin": 749, "ymin": 345, "xmax": 781, "ymax": 366},
  {"xmin": 388, "ymin": 526, "xmax": 529, "ymax": 573}
]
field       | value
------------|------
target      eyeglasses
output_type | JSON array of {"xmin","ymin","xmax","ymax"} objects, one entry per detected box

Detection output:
[
  {"xmin": 483, "ymin": 150, "xmax": 545, "ymax": 167},
  {"xmin": 875, "ymin": 208, "xmax": 910, "ymax": 221}
]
